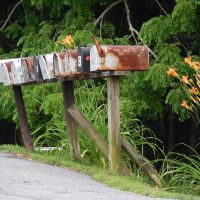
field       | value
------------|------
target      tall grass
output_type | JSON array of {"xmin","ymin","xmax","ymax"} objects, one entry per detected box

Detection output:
[{"xmin": 159, "ymin": 144, "xmax": 200, "ymax": 196}]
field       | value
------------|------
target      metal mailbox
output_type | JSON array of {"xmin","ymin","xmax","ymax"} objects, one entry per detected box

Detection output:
[
  {"xmin": 38, "ymin": 55, "xmax": 51, "ymax": 79},
  {"xmin": 53, "ymin": 52, "xmax": 65, "ymax": 77},
  {"xmin": 21, "ymin": 58, "xmax": 32, "ymax": 82},
  {"xmin": 77, "ymin": 47, "xmax": 91, "ymax": 73},
  {"xmin": 11, "ymin": 59, "xmax": 22, "ymax": 84},
  {"xmin": 0, "ymin": 62, "xmax": 12, "ymax": 86},
  {"xmin": 67, "ymin": 50, "xmax": 78, "ymax": 75},
  {"xmin": 33, "ymin": 56, "xmax": 43, "ymax": 81},
  {"xmin": 21, "ymin": 57, "xmax": 35, "ymax": 82},
  {"xmin": 90, "ymin": 45, "xmax": 149, "ymax": 71},
  {"xmin": 44, "ymin": 53, "xmax": 54, "ymax": 78}
]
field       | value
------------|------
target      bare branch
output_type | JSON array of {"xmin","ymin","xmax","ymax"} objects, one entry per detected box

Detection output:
[
  {"xmin": 95, "ymin": 0, "xmax": 123, "ymax": 26},
  {"xmin": 0, "ymin": 0, "xmax": 23, "ymax": 31},
  {"xmin": 123, "ymin": 0, "xmax": 157, "ymax": 59},
  {"xmin": 155, "ymin": 0, "xmax": 168, "ymax": 15}
]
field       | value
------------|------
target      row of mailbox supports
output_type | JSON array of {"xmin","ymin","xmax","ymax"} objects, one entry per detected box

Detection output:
[{"xmin": 0, "ymin": 45, "xmax": 149, "ymax": 86}]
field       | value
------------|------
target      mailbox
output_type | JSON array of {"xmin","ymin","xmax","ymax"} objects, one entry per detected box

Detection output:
[
  {"xmin": 11, "ymin": 59, "xmax": 21, "ymax": 84},
  {"xmin": 38, "ymin": 55, "xmax": 51, "ymax": 79},
  {"xmin": 33, "ymin": 56, "xmax": 43, "ymax": 81},
  {"xmin": 21, "ymin": 58, "xmax": 32, "ymax": 82},
  {"xmin": 68, "ymin": 50, "xmax": 78, "ymax": 75},
  {"xmin": 44, "ymin": 53, "xmax": 54, "ymax": 78},
  {"xmin": 53, "ymin": 52, "xmax": 64, "ymax": 77},
  {"xmin": 53, "ymin": 52, "xmax": 71, "ymax": 77},
  {"xmin": 0, "ymin": 62, "xmax": 12, "ymax": 86},
  {"xmin": 90, "ymin": 45, "xmax": 149, "ymax": 71},
  {"xmin": 21, "ymin": 57, "xmax": 35, "ymax": 82},
  {"xmin": 77, "ymin": 47, "xmax": 90, "ymax": 73}
]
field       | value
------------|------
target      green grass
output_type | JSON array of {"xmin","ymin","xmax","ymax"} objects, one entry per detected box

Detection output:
[{"xmin": 0, "ymin": 145, "xmax": 199, "ymax": 200}]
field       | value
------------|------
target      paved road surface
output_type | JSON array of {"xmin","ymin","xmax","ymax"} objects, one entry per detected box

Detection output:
[{"xmin": 0, "ymin": 152, "xmax": 172, "ymax": 200}]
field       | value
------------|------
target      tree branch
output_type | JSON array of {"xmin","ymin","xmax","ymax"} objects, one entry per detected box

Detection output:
[
  {"xmin": 95, "ymin": 0, "xmax": 123, "ymax": 26},
  {"xmin": 123, "ymin": 0, "xmax": 157, "ymax": 59},
  {"xmin": 0, "ymin": 0, "xmax": 23, "ymax": 31}
]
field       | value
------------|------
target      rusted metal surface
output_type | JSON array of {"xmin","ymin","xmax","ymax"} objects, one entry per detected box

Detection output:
[
  {"xmin": 53, "ymin": 52, "xmax": 65, "ymax": 77},
  {"xmin": 0, "ymin": 45, "xmax": 149, "ymax": 86},
  {"xmin": 67, "ymin": 50, "xmax": 78, "ymax": 76},
  {"xmin": 90, "ymin": 45, "xmax": 149, "ymax": 71},
  {"xmin": 12, "ymin": 85, "xmax": 33, "ymax": 151},
  {"xmin": 21, "ymin": 57, "xmax": 34, "ymax": 82}
]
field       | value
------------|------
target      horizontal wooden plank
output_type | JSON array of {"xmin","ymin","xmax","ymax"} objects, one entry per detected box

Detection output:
[{"xmin": 2, "ymin": 71, "xmax": 131, "ymax": 86}]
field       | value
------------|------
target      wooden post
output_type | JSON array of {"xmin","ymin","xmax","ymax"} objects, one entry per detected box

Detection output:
[
  {"xmin": 107, "ymin": 77, "xmax": 121, "ymax": 173},
  {"xmin": 62, "ymin": 81, "xmax": 80, "ymax": 161},
  {"xmin": 68, "ymin": 105, "xmax": 130, "ymax": 175},
  {"xmin": 12, "ymin": 86, "xmax": 33, "ymax": 151}
]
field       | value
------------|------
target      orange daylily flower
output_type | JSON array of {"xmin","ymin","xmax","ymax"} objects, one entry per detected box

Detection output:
[
  {"xmin": 181, "ymin": 101, "xmax": 192, "ymax": 110},
  {"xmin": 62, "ymin": 35, "xmax": 74, "ymax": 46},
  {"xmin": 191, "ymin": 61, "xmax": 200, "ymax": 70},
  {"xmin": 184, "ymin": 57, "xmax": 192, "ymax": 66},
  {"xmin": 181, "ymin": 75, "xmax": 189, "ymax": 84},
  {"xmin": 189, "ymin": 87, "xmax": 199, "ymax": 95},
  {"xmin": 190, "ymin": 96, "xmax": 198, "ymax": 104},
  {"xmin": 167, "ymin": 68, "xmax": 178, "ymax": 78}
]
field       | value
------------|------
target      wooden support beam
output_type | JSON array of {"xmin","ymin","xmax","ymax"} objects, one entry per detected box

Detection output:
[
  {"xmin": 62, "ymin": 81, "xmax": 80, "ymax": 161},
  {"xmin": 107, "ymin": 77, "xmax": 121, "ymax": 173},
  {"xmin": 121, "ymin": 138, "xmax": 160, "ymax": 187},
  {"xmin": 67, "ymin": 105, "xmax": 130, "ymax": 175},
  {"xmin": 12, "ymin": 86, "xmax": 33, "ymax": 151}
]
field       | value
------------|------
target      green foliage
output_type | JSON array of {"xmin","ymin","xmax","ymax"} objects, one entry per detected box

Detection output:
[{"xmin": 160, "ymin": 144, "xmax": 200, "ymax": 196}]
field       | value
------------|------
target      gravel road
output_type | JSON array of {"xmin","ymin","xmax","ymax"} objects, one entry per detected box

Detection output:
[{"xmin": 0, "ymin": 152, "xmax": 173, "ymax": 200}]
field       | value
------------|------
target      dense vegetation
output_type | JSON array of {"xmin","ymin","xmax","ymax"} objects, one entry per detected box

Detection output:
[{"xmin": 0, "ymin": 0, "xmax": 200, "ymax": 197}]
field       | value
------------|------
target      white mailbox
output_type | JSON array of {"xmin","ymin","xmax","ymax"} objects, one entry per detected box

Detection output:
[
  {"xmin": 67, "ymin": 50, "xmax": 78, "ymax": 75},
  {"xmin": 38, "ymin": 55, "xmax": 51, "ymax": 79},
  {"xmin": 11, "ymin": 59, "xmax": 22, "ymax": 84},
  {"xmin": 0, "ymin": 62, "xmax": 12, "ymax": 86},
  {"xmin": 44, "ymin": 53, "xmax": 54, "ymax": 78}
]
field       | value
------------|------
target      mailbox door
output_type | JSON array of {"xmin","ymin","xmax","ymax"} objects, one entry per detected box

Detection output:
[
  {"xmin": 68, "ymin": 50, "xmax": 78, "ymax": 75},
  {"xmin": 21, "ymin": 59, "xmax": 31, "ymax": 83},
  {"xmin": 33, "ymin": 56, "xmax": 43, "ymax": 81},
  {"xmin": 38, "ymin": 56, "xmax": 51, "ymax": 79},
  {"xmin": 1, "ymin": 63, "xmax": 11, "ymax": 86},
  {"xmin": 11, "ymin": 59, "xmax": 21, "ymax": 84},
  {"xmin": 26, "ymin": 57, "xmax": 35, "ymax": 81},
  {"xmin": 64, "ymin": 52, "xmax": 71, "ymax": 76},
  {"xmin": 45, "ymin": 54, "xmax": 54, "ymax": 78},
  {"xmin": 77, "ymin": 47, "xmax": 90, "ymax": 73}
]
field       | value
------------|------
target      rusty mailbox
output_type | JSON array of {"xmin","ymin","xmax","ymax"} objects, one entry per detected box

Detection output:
[
  {"xmin": 90, "ymin": 45, "xmax": 149, "ymax": 71},
  {"xmin": 53, "ymin": 52, "xmax": 66, "ymax": 77},
  {"xmin": 77, "ymin": 47, "xmax": 91, "ymax": 73},
  {"xmin": 64, "ymin": 50, "xmax": 78, "ymax": 76}
]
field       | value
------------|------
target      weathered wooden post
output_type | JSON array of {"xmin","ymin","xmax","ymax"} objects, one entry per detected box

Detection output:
[
  {"xmin": 107, "ymin": 77, "xmax": 121, "ymax": 173},
  {"xmin": 12, "ymin": 85, "xmax": 33, "ymax": 151},
  {"xmin": 62, "ymin": 81, "xmax": 80, "ymax": 161}
]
